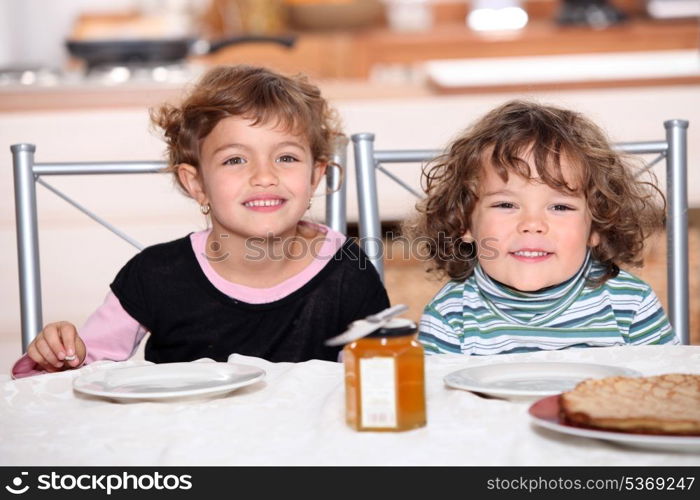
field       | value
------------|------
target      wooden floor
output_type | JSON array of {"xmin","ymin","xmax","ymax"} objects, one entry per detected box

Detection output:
[{"xmin": 381, "ymin": 222, "xmax": 700, "ymax": 346}]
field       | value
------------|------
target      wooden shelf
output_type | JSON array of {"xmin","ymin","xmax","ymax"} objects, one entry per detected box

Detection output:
[{"xmin": 197, "ymin": 17, "xmax": 699, "ymax": 78}]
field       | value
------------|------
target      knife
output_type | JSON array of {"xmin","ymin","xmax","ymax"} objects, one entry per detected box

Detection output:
[{"xmin": 325, "ymin": 304, "xmax": 409, "ymax": 346}]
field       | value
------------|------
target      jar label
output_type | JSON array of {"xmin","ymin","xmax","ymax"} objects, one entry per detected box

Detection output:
[{"xmin": 359, "ymin": 357, "xmax": 397, "ymax": 428}]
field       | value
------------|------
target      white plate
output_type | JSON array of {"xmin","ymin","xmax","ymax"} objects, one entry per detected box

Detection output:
[
  {"xmin": 73, "ymin": 362, "xmax": 265, "ymax": 402},
  {"xmin": 529, "ymin": 395, "xmax": 700, "ymax": 453},
  {"xmin": 444, "ymin": 362, "xmax": 640, "ymax": 400}
]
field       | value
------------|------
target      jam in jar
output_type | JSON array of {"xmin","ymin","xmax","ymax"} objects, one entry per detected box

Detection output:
[{"xmin": 343, "ymin": 318, "xmax": 426, "ymax": 431}]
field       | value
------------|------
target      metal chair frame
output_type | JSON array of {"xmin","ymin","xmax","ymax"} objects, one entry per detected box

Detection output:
[
  {"xmin": 11, "ymin": 121, "xmax": 691, "ymax": 348},
  {"xmin": 11, "ymin": 135, "xmax": 348, "ymax": 351},
  {"xmin": 351, "ymin": 120, "xmax": 690, "ymax": 344}
]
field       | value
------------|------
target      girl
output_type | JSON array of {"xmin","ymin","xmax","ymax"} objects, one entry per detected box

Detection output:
[
  {"xmin": 407, "ymin": 100, "xmax": 677, "ymax": 355},
  {"xmin": 14, "ymin": 65, "xmax": 389, "ymax": 377}
]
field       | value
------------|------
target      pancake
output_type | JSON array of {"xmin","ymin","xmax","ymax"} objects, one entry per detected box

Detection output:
[{"xmin": 559, "ymin": 373, "xmax": 700, "ymax": 436}]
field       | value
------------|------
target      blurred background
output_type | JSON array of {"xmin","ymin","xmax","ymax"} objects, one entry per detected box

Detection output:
[{"xmin": 1, "ymin": 0, "xmax": 699, "ymax": 371}]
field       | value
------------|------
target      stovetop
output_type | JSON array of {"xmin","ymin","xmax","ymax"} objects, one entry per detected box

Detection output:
[{"xmin": 0, "ymin": 63, "xmax": 203, "ymax": 88}]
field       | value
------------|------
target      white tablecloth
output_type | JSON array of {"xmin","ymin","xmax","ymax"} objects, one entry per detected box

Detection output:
[{"xmin": 2, "ymin": 345, "xmax": 699, "ymax": 466}]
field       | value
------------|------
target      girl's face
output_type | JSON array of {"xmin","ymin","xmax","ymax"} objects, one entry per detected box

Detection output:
[
  {"xmin": 464, "ymin": 157, "xmax": 599, "ymax": 292},
  {"xmin": 182, "ymin": 116, "xmax": 324, "ymax": 242}
]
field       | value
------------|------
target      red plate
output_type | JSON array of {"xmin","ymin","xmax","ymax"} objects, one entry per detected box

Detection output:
[{"xmin": 528, "ymin": 395, "xmax": 700, "ymax": 452}]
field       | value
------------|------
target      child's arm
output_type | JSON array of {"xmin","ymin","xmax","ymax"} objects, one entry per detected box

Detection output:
[
  {"xmin": 627, "ymin": 288, "xmax": 678, "ymax": 345},
  {"xmin": 12, "ymin": 292, "xmax": 148, "ymax": 378},
  {"xmin": 419, "ymin": 303, "xmax": 464, "ymax": 355}
]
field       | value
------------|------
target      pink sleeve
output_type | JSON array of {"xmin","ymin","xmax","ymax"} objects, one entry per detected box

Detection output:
[{"xmin": 11, "ymin": 292, "xmax": 148, "ymax": 379}]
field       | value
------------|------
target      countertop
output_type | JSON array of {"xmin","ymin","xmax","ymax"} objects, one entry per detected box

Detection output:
[
  {"xmin": 1, "ymin": 17, "xmax": 697, "ymax": 112},
  {"xmin": 0, "ymin": 76, "xmax": 431, "ymax": 112}
]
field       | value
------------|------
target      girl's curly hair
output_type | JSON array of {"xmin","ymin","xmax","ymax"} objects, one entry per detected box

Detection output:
[
  {"xmin": 150, "ymin": 64, "xmax": 342, "ymax": 193},
  {"xmin": 404, "ymin": 100, "xmax": 666, "ymax": 285}
]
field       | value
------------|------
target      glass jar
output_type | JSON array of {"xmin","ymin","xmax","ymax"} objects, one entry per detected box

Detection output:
[{"xmin": 343, "ymin": 318, "xmax": 426, "ymax": 431}]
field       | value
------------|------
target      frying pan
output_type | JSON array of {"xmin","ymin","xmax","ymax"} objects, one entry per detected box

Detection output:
[{"xmin": 66, "ymin": 34, "xmax": 296, "ymax": 69}]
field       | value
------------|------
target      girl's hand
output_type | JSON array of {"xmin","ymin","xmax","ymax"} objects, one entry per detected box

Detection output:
[{"xmin": 27, "ymin": 321, "xmax": 86, "ymax": 372}]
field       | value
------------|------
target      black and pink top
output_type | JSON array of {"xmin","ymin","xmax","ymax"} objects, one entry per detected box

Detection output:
[{"xmin": 13, "ymin": 223, "xmax": 390, "ymax": 377}]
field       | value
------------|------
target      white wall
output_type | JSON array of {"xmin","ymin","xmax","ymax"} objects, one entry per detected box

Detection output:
[
  {"xmin": 0, "ymin": 1, "xmax": 11, "ymax": 65},
  {"xmin": 0, "ymin": 0, "xmax": 151, "ymax": 67},
  {"xmin": 1, "ymin": 83, "xmax": 699, "ymax": 367}
]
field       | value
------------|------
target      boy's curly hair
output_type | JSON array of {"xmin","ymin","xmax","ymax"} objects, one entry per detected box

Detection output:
[
  {"xmin": 150, "ymin": 64, "xmax": 342, "ymax": 193},
  {"xmin": 405, "ymin": 100, "xmax": 666, "ymax": 285}
]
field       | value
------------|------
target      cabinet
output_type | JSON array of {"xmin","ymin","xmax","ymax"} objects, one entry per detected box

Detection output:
[{"xmin": 196, "ymin": 18, "xmax": 700, "ymax": 79}]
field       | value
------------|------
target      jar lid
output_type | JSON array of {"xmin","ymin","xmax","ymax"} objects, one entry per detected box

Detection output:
[{"xmin": 366, "ymin": 318, "xmax": 417, "ymax": 338}]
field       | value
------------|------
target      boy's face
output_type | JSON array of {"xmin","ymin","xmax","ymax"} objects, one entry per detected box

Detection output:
[
  {"xmin": 464, "ymin": 157, "xmax": 599, "ymax": 292},
  {"xmin": 190, "ymin": 116, "xmax": 324, "ymax": 241}
]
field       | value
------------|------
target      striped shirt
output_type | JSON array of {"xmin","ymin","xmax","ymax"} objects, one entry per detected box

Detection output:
[{"xmin": 419, "ymin": 254, "xmax": 678, "ymax": 356}]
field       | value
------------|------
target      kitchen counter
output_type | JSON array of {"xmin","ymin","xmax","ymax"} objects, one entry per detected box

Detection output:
[
  {"xmin": 1, "ymin": 15, "xmax": 697, "ymax": 112},
  {"xmin": 2, "ymin": 58, "xmax": 698, "ymax": 113},
  {"xmin": 425, "ymin": 49, "xmax": 700, "ymax": 93},
  {"xmin": 0, "ymin": 76, "xmax": 431, "ymax": 112}
]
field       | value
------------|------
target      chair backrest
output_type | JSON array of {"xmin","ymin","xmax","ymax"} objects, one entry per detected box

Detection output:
[
  {"xmin": 351, "ymin": 120, "xmax": 690, "ymax": 344},
  {"xmin": 11, "ymin": 135, "xmax": 349, "ymax": 351}
]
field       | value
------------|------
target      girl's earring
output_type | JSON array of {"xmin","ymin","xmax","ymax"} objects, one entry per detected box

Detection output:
[
  {"xmin": 307, "ymin": 199, "xmax": 312, "ymax": 210},
  {"xmin": 200, "ymin": 203, "xmax": 211, "ymax": 215}
]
